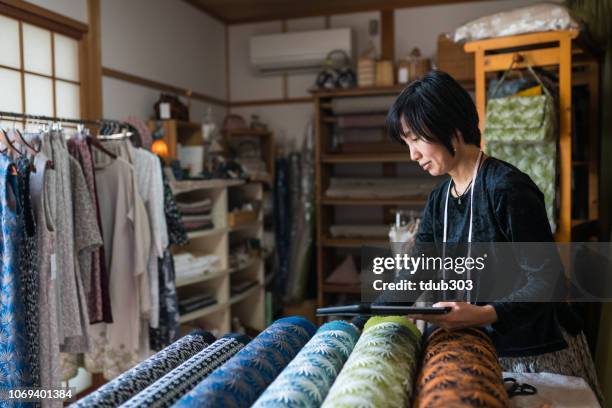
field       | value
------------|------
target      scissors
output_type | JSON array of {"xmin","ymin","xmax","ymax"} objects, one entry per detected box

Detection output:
[{"xmin": 504, "ymin": 377, "xmax": 537, "ymax": 398}]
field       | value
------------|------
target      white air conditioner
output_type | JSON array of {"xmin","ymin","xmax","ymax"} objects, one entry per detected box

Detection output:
[{"xmin": 250, "ymin": 28, "xmax": 354, "ymax": 74}]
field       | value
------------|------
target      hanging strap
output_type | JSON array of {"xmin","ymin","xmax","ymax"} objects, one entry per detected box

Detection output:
[{"xmin": 490, "ymin": 57, "xmax": 552, "ymax": 100}]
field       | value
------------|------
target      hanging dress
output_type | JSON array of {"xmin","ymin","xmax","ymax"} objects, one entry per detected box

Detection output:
[{"xmin": 0, "ymin": 155, "xmax": 32, "ymax": 404}]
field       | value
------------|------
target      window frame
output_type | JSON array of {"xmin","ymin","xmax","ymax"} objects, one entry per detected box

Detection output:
[{"xmin": 0, "ymin": 0, "xmax": 92, "ymax": 124}]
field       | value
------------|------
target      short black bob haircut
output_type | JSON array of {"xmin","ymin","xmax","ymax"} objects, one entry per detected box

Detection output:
[{"xmin": 386, "ymin": 70, "xmax": 480, "ymax": 156}]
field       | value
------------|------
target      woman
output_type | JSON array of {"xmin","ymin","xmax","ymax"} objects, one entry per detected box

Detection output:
[{"xmin": 386, "ymin": 70, "xmax": 603, "ymax": 403}]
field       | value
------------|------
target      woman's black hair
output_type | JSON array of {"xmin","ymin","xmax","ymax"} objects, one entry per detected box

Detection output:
[{"xmin": 386, "ymin": 70, "xmax": 480, "ymax": 156}]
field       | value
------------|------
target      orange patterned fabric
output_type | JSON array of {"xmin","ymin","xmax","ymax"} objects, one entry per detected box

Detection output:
[{"xmin": 413, "ymin": 328, "xmax": 509, "ymax": 408}]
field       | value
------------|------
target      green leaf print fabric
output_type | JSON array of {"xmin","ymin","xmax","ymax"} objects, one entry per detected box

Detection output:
[
  {"xmin": 321, "ymin": 316, "xmax": 421, "ymax": 408},
  {"xmin": 485, "ymin": 93, "xmax": 557, "ymax": 232}
]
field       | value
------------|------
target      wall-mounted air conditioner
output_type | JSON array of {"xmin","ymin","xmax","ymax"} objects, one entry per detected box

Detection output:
[{"xmin": 250, "ymin": 28, "xmax": 353, "ymax": 74}]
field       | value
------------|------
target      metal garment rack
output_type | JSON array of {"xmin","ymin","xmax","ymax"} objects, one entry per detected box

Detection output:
[{"xmin": 0, "ymin": 110, "xmax": 125, "ymax": 126}]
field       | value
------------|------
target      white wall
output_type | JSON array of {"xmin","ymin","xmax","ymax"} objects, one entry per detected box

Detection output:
[
  {"xmin": 100, "ymin": 0, "xmax": 226, "ymax": 121},
  {"xmin": 230, "ymin": 103, "xmax": 314, "ymax": 151},
  {"xmin": 27, "ymin": 0, "xmax": 87, "ymax": 24},
  {"xmin": 394, "ymin": 0, "xmax": 553, "ymax": 62},
  {"xmin": 228, "ymin": 11, "xmax": 381, "ymax": 149}
]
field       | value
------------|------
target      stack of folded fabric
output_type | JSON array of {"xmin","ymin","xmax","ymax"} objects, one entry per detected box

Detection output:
[
  {"xmin": 178, "ymin": 293, "xmax": 217, "ymax": 314},
  {"xmin": 175, "ymin": 194, "xmax": 214, "ymax": 232},
  {"xmin": 325, "ymin": 178, "xmax": 438, "ymax": 199},
  {"xmin": 173, "ymin": 252, "xmax": 220, "ymax": 280}
]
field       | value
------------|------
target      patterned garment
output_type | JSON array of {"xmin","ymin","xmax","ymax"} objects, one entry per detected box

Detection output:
[
  {"xmin": 173, "ymin": 316, "xmax": 317, "ymax": 408},
  {"xmin": 252, "ymin": 320, "xmax": 360, "ymax": 408},
  {"xmin": 67, "ymin": 138, "xmax": 111, "ymax": 324},
  {"xmin": 150, "ymin": 250, "xmax": 180, "ymax": 351},
  {"xmin": 16, "ymin": 156, "xmax": 40, "ymax": 390},
  {"xmin": 31, "ymin": 152, "xmax": 62, "ymax": 408},
  {"xmin": 321, "ymin": 316, "xmax": 421, "ymax": 408},
  {"xmin": 0, "ymin": 156, "xmax": 32, "ymax": 404},
  {"xmin": 44, "ymin": 135, "xmax": 75, "ymax": 342},
  {"xmin": 499, "ymin": 328, "xmax": 605, "ymax": 406},
  {"xmin": 486, "ymin": 142, "xmax": 556, "ymax": 232},
  {"xmin": 121, "ymin": 334, "xmax": 249, "ymax": 408},
  {"xmin": 62, "ymin": 156, "xmax": 102, "ymax": 353},
  {"xmin": 71, "ymin": 331, "xmax": 215, "ymax": 408},
  {"xmin": 413, "ymin": 328, "xmax": 509, "ymax": 408},
  {"xmin": 161, "ymin": 161, "xmax": 188, "ymax": 247}
]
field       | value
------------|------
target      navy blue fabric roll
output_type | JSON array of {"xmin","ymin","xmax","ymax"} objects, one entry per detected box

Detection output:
[
  {"xmin": 120, "ymin": 334, "xmax": 250, "ymax": 408},
  {"xmin": 172, "ymin": 316, "xmax": 316, "ymax": 408},
  {"xmin": 71, "ymin": 331, "xmax": 215, "ymax": 407}
]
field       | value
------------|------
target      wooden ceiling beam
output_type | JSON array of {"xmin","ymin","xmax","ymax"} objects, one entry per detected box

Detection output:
[
  {"xmin": 181, "ymin": 0, "xmax": 228, "ymax": 23},
  {"xmin": 183, "ymin": 0, "xmax": 494, "ymax": 25}
]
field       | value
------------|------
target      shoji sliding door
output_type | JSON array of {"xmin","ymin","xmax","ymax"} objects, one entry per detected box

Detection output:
[{"xmin": 0, "ymin": 13, "xmax": 81, "ymax": 128}]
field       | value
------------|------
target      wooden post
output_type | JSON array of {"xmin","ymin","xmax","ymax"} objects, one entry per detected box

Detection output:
[{"xmin": 558, "ymin": 33, "xmax": 572, "ymax": 242}]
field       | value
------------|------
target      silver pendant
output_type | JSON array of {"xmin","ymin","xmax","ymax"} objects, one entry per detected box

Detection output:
[{"xmin": 458, "ymin": 198, "xmax": 462, "ymax": 205}]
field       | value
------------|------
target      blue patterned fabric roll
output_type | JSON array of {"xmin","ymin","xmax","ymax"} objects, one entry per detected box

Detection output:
[
  {"xmin": 120, "ymin": 334, "xmax": 249, "ymax": 408},
  {"xmin": 252, "ymin": 320, "xmax": 360, "ymax": 408},
  {"xmin": 71, "ymin": 331, "xmax": 215, "ymax": 408},
  {"xmin": 172, "ymin": 316, "xmax": 316, "ymax": 408}
]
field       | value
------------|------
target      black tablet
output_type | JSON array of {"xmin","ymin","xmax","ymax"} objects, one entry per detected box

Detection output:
[{"xmin": 316, "ymin": 304, "xmax": 451, "ymax": 316}]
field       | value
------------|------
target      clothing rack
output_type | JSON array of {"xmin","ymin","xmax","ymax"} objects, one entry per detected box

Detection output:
[
  {"xmin": 0, "ymin": 110, "xmax": 124, "ymax": 126},
  {"xmin": 0, "ymin": 110, "xmax": 140, "ymax": 145}
]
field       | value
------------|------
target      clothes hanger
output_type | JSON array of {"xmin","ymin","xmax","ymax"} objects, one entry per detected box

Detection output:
[
  {"xmin": 12, "ymin": 129, "xmax": 37, "ymax": 173},
  {"xmin": 0, "ymin": 128, "xmax": 20, "ymax": 175},
  {"xmin": 87, "ymin": 134, "xmax": 118, "ymax": 159}
]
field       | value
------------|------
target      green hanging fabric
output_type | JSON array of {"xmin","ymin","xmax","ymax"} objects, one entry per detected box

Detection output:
[{"xmin": 484, "ymin": 63, "xmax": 558, "ymax": 231}]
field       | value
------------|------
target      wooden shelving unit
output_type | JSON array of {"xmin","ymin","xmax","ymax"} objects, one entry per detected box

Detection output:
[
  {"xmin": 313, "ymin": 86, "xmax": 439, "ymax": 310},
  {"xmin": 171, "ymin": 179, "xmax": 266, "ymax": 335},
  {"xmin": 148, "ymin": 119, "xmax": 204, "ymax": 164},
  {"xmin": 465, "ymin": 30, "xmax": 601, "ymax": 242}
]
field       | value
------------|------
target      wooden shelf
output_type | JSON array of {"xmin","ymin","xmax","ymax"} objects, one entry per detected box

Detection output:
[
  {"xmin": 175, "ymin": 268, "xmax": 231, "ymax": 288},
  {"xmin": 171, "ymin": 180, "xmax": 265, "ymax": 333},
  {"xmin": 171, "ymin": 179, "xmax": 245, "ymax": 194},
  {"xmin": 229, "ymin": 257, "xmax": 261, "ymax": 273},
  {"xmin": 321, "ymin": 237, "xmax": 388, "ymax": 248},
  {"xmin": 176, "ymin": 120, "xmax": 203, "ymax": 130},
  {"xmin": 321, "ymin": 153, "xmax": 412, "ymax": 163},
  {"xmin": 187, "ymin": 227, "xmax": 228, "ymax": 239},
  {"xmin": 230, "ymin": 220, "xmax": 263, "ymax": 232},
  {"xmin": 224, "ymin": 128, "xmax": 272, "ymax": 136},
  {"xmin": 178, "ymin": 301, "xmax": 227, "ymax": 324},
  {"xmin": 322, "ymin": 116, "xmax": 337, "ymax": 124},
  {"xmin": 312, "ymin": 85, "xmax": 406, "ymax": 98},
  {"xmin": 322, "ymin": 283, "xmax": 361, "ymax": 294},
  {"xmin": 321, "ymin": 196, "xmax": 427, "ymax": 206},
  {"xmin": 230, "ymin": 284, "xmax": 261, "ymax": 305}
]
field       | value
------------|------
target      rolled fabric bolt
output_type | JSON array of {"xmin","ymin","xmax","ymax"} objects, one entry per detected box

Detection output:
[
  {"xmin": 252, "ymin": 320, "xmax": 360, "ymax": 407},
  {"xmin": 172, "ymin": 316, "xmax": 316, "ymax": 408},
  {"xmin": 413, "ymin": 328, "xmax": 509, "ymax": 408},
  {"xmin": 120, "ymin": 333, "xmax": 250, "ymax": 408},
  {"xmin": 71, "ymin": 331, "xmax": 215, "ymax": 408},
  {"xmin": 321, "ymin": 316, "xmax": 421, "ymax": 408}
]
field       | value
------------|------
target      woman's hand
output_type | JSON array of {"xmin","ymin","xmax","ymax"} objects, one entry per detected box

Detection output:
[{"xmin": 411, "ymin": 302, "xmax": 498, "ymax": 331}]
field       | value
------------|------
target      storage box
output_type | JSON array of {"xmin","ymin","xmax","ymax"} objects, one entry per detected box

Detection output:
[{"xmin": 437, "ymin": 34, "xmax": 474, "ymax": 81}]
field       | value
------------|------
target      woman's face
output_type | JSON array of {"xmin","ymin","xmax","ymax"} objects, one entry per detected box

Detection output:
[{"xmin": 400, "ymin": 116, "xmax": 455, "ymax": 176}]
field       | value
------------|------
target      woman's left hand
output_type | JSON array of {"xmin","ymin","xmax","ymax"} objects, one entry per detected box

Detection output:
[{"xmin": 411, "ymin": 302, "xmax": 498, "ymax": 331}]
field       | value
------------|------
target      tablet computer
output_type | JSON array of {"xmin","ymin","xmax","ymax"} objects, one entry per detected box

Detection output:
[{"xmin": 316, "ymin": 304, "xmax": 451, "ymax": 316}]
